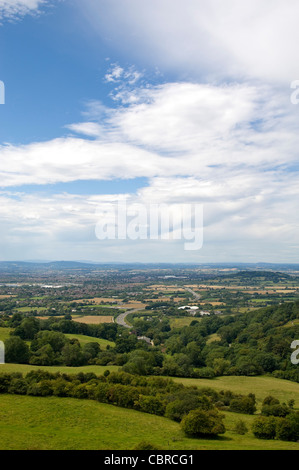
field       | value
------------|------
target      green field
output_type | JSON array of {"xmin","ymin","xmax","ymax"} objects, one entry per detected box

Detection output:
[
  {"xmin": 0, "ymin": 362, "xmax": 298, "ymax": 410},
  {"xmin": 0, "ymin": 328, "xmax": 115, "ymax": 350},
  {"xmin": 64, "ymin": 333, "xmax": 115, "ymax": 349},
  {"xmin": 169, "ymin": 317, "xmax": 199, "ymax": 328},
  {"xmin": 170, "ymin": 375, "xmax": 299, "ymax": 411},
  {"xmin": 0, "ymin": 363, "xmax": 120, "ymax": 376},
  {"xmin": 0, "ymin": 394, "xmax": 298, "ymax": 450}
]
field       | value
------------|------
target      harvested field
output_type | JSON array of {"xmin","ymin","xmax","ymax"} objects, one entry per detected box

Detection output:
[
  {"xmin": 121, "ymin": 302, "xmax": 148, "ymax": 309},
  {"xmin": 73, "ymin": 316, "xmax": 114, "ymax": 324}
]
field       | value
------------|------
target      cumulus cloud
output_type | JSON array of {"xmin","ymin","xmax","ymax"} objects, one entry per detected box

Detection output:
[{"xmin": 1, "ymin": 80, "xmax": 296, "ymax": 190}]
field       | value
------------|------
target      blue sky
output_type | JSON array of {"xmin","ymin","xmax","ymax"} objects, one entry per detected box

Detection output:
[{"xmin": 0, "ymin": 0, "xmax": 299, "ymax": 263}]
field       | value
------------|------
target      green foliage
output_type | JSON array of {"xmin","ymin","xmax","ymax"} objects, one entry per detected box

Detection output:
[
  {"xmin": 229, "ymin": 395, "xmax": 257, "ymax": 415},
  {"xmin": 233, "ymin": 419, "xmax": 248, "ymax": 435},
  {"xmin": 252, "ymin": 416, "xmax": 277, "ymax": 439},
  {"xmin": 5, "ymin": 336, "xmax": 30, "ymax": 364},
  {"xmin": 275, "ymin": 413, "xmax": 299, "ymax": 442},
  {"xmin": 181, "ymin": 408, "xmax": 226, "ymax": 437}
]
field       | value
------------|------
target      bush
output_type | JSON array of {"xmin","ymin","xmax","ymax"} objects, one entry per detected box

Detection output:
[
  {"xmin": 261, "ymin": 403, "xmax": 290, "ymax": 418},
  {"xmin": 252, "ymin": 416, "xmax": 277, "ymax": 439},
  {"xmin": 276, "ymin": 413, "xmax": 299, "ymax": 442},
  {"xmin": 135, "ymin": 395, "xmax": 166, "ymax": 416},
  {"xmin": 229, "ymin": 396, "xmax": 256, "ymax": 415},
  {"xmin": 181, "ymin": 408, "xmax": 226, "ymax": 437},
  {"xmin": 233, "ymin": 419, "xmax": 248, "ymax": 435},
  {"xmin": 8, "ymin": 377, "xmax": 28, "ymax": 395}
]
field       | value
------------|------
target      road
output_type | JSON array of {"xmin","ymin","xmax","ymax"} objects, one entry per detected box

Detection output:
[
  {"xmin": 185, "ymin": 286, "xmax": 202, "ymax": 301},
  {"xmin": 116, "ymin": 287, "xmax": 201, "ymax": 328},
  {"xmin": 115, "ymin": 308, "xmax": 145, "ymax": 329}
]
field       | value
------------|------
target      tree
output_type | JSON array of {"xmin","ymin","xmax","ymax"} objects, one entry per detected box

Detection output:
[
  {"xmin": 229, "ymin": 395, "xmax": 256, "ymax": 415},
  {"xmin": 82, "ymin": 342, "xmax": 101, "ymax": 362},
  {"xmin": 29, "ymin": 344, "xmax": 57, "ymax": 366},
  {"xmin": 252, "ymin": 416, "xmax": 277, "ymax": 439},
  {"xmin": 32, "ymin": 330, "xmax": 67, "ymax": 353},
  {"xmin": 136, "ymin": 395, "xmax": 166, "ymax": 416},
  {"xmin": 61, "ymin": 342, "xmax": 85, "ymax": 367},
  {"xmin": 13, "ymin": 317, "xmax": 40, "ymax": 340},
  {"xmin": 181, "ymin": 408, "xmax": 225, "ymax": 437},
  {"xmin": 213, "ymin": 358, "xmax": 231, "ymax": 376},
  {"xmin": 165, "ymin": 395, "xmax": 213, "ymax": 422},
  {"xmin": 5, "ymin": 336, "xmax": 30, "ymax": 364},
  {"xmin": 276, "ymin": 413, "xmax": 299, "ymax": 442}
]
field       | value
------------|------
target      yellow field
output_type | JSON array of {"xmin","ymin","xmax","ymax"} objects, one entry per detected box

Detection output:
[
  {"xmin": 73, "ymin": 316, "xmax": 114, "ymax": 324},
  {"xmin": 121, "ymin": 302, "xmax": 148, "ymax": 309}
]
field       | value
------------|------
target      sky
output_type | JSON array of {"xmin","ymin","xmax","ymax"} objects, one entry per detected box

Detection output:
[{"xmin": 0, "ymin": 0, "xmax": 299, "ymax": 263}]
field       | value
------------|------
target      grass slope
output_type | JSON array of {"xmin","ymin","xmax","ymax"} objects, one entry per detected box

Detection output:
[{"xmin": 0, "ymin": 394, "xmax": 298, "ymax": 450}]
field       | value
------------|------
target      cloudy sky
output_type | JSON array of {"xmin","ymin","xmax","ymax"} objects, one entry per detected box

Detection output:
[{"xmin": 0, "ymin": 0, "xmax": 299, "ymax": 263}]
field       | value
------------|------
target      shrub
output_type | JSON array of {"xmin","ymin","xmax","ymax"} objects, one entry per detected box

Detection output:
[
  {"xmin": 135, "ymin": 395, "xmax": 166, "ymax": 416},
  {"xmin": 252, "ymin": 416, "xmax": 277, "ymax": 439},
  {"xmin": 8, "ymin": 377, "xmax": 28, "ymax": 395},
  {"xmin": 233, "ymin": 419, "xmax": 248, "ymax": 435},
  {"xmin": 276, "ymin": 413, "xmax": 299, "ymax": 442},
  {"xmin": 261, "ymin": 403, "xmax": 290, "ymax": 418},
  {"xmin": 181, "ymin": 408, "xmax": 226, "ymax": 437},
  {"xmin": 229, "ymin": 396, "xmax": 256, "ymax": 415}
]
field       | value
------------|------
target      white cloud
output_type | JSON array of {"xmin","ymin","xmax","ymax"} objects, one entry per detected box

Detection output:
[
  {"xmin": 1, "ymin": 67, "xmax": 298, "ymax": 260},
  {"xmin": 0, "ymin": 0, "xmax": 46, "ymax": 21},
  {"xmin": 79, "ymin": 0, "xmax": 299, "ymax": 84},
  {"xmin": 0, "ymin": 80, "xmax": 297, "ymax": 187}
]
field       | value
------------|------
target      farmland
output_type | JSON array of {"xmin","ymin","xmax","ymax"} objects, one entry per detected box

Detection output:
[{"xmin": 0, "ymin": 261, "xmax": 299, "ymax": 450}]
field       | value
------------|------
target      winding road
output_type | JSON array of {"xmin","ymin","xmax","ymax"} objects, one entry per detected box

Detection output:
[
  {"xmin": 115, "ymin": 286, "xmax": 201, "ymax": 328},
  {"xmin": 115, "ymin": 308, "xmax": 144, "ymax": 329}
]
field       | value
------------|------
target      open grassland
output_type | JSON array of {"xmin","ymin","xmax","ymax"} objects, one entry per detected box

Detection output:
[
  {"xmin": 171, "ymin": 375, "xmax": 299, "ymax": 411},
  {"xmin": 169, "ymin": 317, "xmax": 199, "ymax": 329},
  {"xmin": 0, "ymin": 394, "xmax": 298, "ymax": 450},
  {"xmin": 0, "ymin": 327, "xmax": 13, "ymax": 342},
  {"xmin": 64, "ymin": 333, "xmax": 115, "ymax": 349},
  {"xmin": 0, "ymin": 363, "xmax": 120, "ymax": 376}
]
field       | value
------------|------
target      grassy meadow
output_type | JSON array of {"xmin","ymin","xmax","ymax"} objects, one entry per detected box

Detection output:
[
  {"xmin": 0, "ymin": 361, "xmax": 298, "ymax": 450},
  {"xmin": 0, "ymin": 394, "xmax": 298, "ymax": 450}
]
